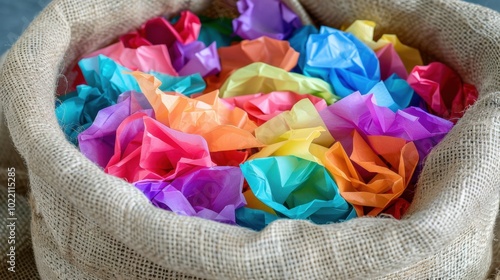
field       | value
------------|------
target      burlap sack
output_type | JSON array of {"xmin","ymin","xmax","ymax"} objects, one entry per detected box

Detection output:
[
  {"xmin": 0, "ymin": 52, "xmax": 39, "ymax": 279},
  {"xmin": 0, "ymin": 0, "xmax": 500, "ymax": 278}
]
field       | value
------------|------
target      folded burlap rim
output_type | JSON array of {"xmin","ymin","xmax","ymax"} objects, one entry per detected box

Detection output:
[{"xmin": 0, "ymin": 0, "xmax": 499, "ymax": 278}]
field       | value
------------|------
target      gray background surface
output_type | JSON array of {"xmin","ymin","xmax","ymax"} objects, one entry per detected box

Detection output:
[{"xmin": 0, "ymin": 0, "xmax": 499, "ymax": 54}]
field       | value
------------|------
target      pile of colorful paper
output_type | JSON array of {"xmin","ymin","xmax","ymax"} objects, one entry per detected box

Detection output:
[{"xmin": 56, "ymin": 0, "xmax": 478, "ymax": 231}]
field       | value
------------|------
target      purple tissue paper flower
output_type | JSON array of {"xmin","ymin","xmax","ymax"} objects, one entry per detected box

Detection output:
[
  {"xmin": 134, "ymin": 166, "xmax": 247, "ymax": 224},
  {"xmin": 232, "ymin": 0, "xmax": 302, "ymax": 40}
]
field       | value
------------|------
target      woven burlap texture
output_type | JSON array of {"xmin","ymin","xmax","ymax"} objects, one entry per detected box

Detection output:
[
  {"xmin": 0, "ymin": 172, "xmax": 39, "ymax": 280},
  {"xmin": 0, "ymin": 0, "xmax": 499, "ymax": 279},
  {"xmin": 0, "ymin": 52, "xmax": 40, "ymax": 279}
]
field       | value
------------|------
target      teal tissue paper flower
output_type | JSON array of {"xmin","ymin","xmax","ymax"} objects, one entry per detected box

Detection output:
[{"xmin": 237, "ymin": 156, "xmax": 356, "ymax": 230}]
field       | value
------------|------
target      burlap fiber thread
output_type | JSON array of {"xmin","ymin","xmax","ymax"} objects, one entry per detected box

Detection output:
[{"xmin": 0, "ymin": 0, "xmax": 499, "ymax": 279}]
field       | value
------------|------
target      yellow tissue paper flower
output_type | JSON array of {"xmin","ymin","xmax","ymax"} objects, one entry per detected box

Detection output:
[
  {"xmin": 344, "ymin": 20, "xmax": 423, "ymax": 73},
  {"xmin": 219, "ymin": 62, "xmax": 339, "ymax": 104}
]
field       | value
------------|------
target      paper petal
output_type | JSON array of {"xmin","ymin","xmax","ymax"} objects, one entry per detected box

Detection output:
[
  {"xmin": 384, "ymin": 74, "xmax": 421, "ymax": 109},
  {"xmin": 240, "ymin": 156, "xmax": 356, "ymax": 224},
  {"xmin": 220, "ymin": 36, "xmax": 299, "ymax": 76},
  {"xmin": 56, "ymin": 85, "xmax": 112, "ymax": 145},
  {"xmin": 119, "ymin": 31, "xmax": 152, "ymax": 49},
  {"xmin": 84, "ymin": 42, "xmax": 177, "ymax": 76},
  {"xmin": 219, "ymin": 62, "xmax": 338, "ymax": 104},
  {"xmin": 167, "ymin": 11, "xmax": 202, "ymax": 45},
  {"xmin": 232, "ymin": 0, "xmax": 302, "ymax": 40},
  {"xmin": 367, "ymin": 77, "xmax": 417, "ymax": 112},
  {"xmin": 223, "ymin": 91, "xmax": 327, "ymax": 125},
  {"xmin": 407, "ymin": 62, "xmax": 479, "ymax": 122},
  {"xmin": 288, "ymin": 25, "xmax": 319, "ymax": 73},
  {"xmin": 376, "ymin": 44, "xmax": 408, "ymax": 80},
  {"xmin": 235, "ymin": 207, "xmax": 279, "ymax": 231},
  {"xmin": 149, "ymin": 72, "xmax": 206, "ymax": 97},
  {"xmin": 117, "ymin": 91, "xmax": 154, "ymax": 109},
  {"xmin": 176, "ymin": 42, "xmax": 221, "ymax": 77},
  {"xmin": 134, "ymin": 180, "xmax": 169, "ymax": 201},
  {"xmin": 345, "ymin": 20, "xmax": 423, "ymax": 73},
  {"xmin": 134, "ymin": 12, "xmax": 200, "ymax": 47},
  {"xmin": 170, "ymin": 41, "xmax": 206, "ymax": 71},
  {"xmin": 367, "ymin": 81, "xmax": 400, "ymax": 112},
  {"xmin": 79, "ymin": 55, "xmax": 143, "ymax": 102},
  {"xmin": 303, "ymin": 26, "xmax": 381, "ymax": 98}
]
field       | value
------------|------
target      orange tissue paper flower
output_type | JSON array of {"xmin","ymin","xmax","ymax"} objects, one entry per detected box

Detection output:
[
  {"xmin": 320, "ymin": 130, "xmax": 419, "ymax": 217},
  {"xmin": 131, "ymin": 71, "xmax": 263, "ymax": 152}
]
